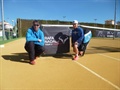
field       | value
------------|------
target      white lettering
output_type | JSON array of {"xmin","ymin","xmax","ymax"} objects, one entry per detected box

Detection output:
[{"xmin": 45, "ymin": 36, "xmax": 58, "ymax": 46}]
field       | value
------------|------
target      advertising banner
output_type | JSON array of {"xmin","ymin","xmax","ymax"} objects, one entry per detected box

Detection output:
[
  {"xmin": 96, "ymin": 30, "xmax": 120, "ymax": 38},
  {"xmin": 42, "ymin": 26, "xmax": 71, "ymax": 54}
]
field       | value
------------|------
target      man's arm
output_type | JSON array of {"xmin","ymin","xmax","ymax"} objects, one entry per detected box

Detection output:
[
  {"xmin": 26, "ymin": 29, "xmax": 39, "ymax": 42},
  {"xmin": 40, "ymin": 31, "xmax": 45, "ymax": 44},
  {"xmin": 76, "ymin": 28, "xmax": 84, "ymax": 44}
]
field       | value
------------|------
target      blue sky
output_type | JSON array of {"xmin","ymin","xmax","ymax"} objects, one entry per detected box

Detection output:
[{"xmin": 0, "ymin": 0, "xmax": 120, "ymax": 25}]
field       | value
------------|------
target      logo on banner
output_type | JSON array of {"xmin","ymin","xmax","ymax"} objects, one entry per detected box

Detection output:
[
  {"xmin": 58, "ymin": 36, "xmax": 68, "ymax": 44},
  {"xmin": 45, "ymin": 35, "xmax": 69, "ymax": 46},
  {"xmin": 107, "ymin": 31, "xmax": 113, "ymax": 37},
  {"xmin": 45, "ymin": 36, "xmax": 58, "ymax": 46}
]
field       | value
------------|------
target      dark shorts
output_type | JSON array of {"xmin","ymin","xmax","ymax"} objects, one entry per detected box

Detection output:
[
  {"xmin": 78, "ymin": 42, "xmax": 89, "ymax": 56},
  {"xmin": 78, "ymin": 42, "xmax": 89, "ymax": 51}
]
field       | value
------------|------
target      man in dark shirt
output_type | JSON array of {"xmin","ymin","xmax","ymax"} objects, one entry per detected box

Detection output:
[{"xmin": 71, "ymin": 20, "xmax": 84, "ymax": 60}]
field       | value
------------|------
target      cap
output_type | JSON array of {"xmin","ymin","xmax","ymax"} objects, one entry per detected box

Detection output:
[{"xmin": 73, "ymin": 20, "xmax": 78, "ymax": 24}]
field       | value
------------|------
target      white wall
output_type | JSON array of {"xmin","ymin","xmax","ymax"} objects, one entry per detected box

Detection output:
[{"xmin": 0, "ymin": 31, "xmax": 2, "ymax": 37}]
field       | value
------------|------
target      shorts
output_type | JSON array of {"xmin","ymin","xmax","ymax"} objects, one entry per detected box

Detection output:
[
  {"xmin": 78, "ymin": 42, "xmax": 89, "ymax": 51},
  {"xmin": 78, "ymin": 42, "xmax": 89, "ymax": 56}
]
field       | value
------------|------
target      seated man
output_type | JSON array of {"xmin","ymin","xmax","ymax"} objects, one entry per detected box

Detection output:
[
  {"xmin": 24, "ymin": 20, "xmax": 45, "ymax": 65},
  {"xmin": 78, "ymin": 29, "xmax": 92, "ymax": 56}
]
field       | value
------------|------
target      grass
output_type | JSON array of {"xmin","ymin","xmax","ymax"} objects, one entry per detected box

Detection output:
[{"xmin": 0, "ymin": 37, "xmax": 20, "ymax": 45}]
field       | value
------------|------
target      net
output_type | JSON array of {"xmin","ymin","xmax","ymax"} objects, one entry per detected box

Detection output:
[
  {"xmin": 80, "ymin": 25, "xmax": 120, "ymax": 38},
  {"xmin": 42, "ymin": 24, "xmax": 120, "ymax": 38}
]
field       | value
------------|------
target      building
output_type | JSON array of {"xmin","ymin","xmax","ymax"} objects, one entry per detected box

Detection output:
[
  {"xmin": 105, "ymin": 20, "xmax": 114, "ymax": 25},
  {"xmin": 0, "ymin": 22, "xmax": 13, "ymax": 30},
  {"xmin": 0, "ymin": 22, "xmax": 13, "ymax": 37}
]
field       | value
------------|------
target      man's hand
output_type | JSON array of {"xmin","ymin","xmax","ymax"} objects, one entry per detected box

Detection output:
[
  {"xmin": 38, "ymin": 39, "xmax": 42, "ymax": 42},
  {"xmin": 75, "ymin": 42, "xmax": 78, "ymax": 45},
  {"xmin": 71, "ymin": 42, "xmax": 78, "ymax": 47}
]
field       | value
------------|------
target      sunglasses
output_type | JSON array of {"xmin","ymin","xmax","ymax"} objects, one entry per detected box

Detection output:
[{"xmin": 33, "ymin": 24, "xmax": 39, "ymax": 26}]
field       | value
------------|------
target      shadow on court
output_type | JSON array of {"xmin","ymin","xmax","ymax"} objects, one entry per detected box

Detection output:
[
  {"xmin": 2, "ymin": 53, "xmax": 29, "ymax": 63},
  {"xmin": 2, "ymin": 53, "xmax": 73, "ymax": 63},
  {"xmin": 2, "ymin": 45, "xmax": 119, "ymax": 63},
  {"xmin": 85, "ymin": 46, "xmax": 120, "ymax": 54},
  {"xmin": 42, "ymin": 53, "xmax": 73, "ymax": 59}
]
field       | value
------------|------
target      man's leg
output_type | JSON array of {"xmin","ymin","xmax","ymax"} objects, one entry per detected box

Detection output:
[
  {"xmin": 35, "ymin": 44, "xmax": 45, "ymax": 58},
  {"xmin": 73, "ymin": 45, "xmax": 79, "ymax": 55},
  {"xmin": 73, "ymin": 43, "xmax": 79, "ymax": 60},
  {"xmin": 24, "ymin": 41, "xmax": 35, "ymax": 62}
]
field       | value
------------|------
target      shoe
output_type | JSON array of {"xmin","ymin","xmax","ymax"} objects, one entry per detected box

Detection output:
[
  {"xmin": 30, "ymin": 60, "xmax": 35, "ymax": 65},
  {"xmin": 73, "ymin": 56, "xmax": 79, "ymax": 60}
]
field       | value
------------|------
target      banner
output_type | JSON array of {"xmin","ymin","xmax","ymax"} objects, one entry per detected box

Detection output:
[
  {"xmin": 95, "ymin": 30, "xmax": 120, "ymax": 38},
  {"xmin": 42, "ymin": 26, "xmax": 71, "ymax": 54}
]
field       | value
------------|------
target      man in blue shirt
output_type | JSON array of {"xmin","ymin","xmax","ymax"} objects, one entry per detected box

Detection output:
[
  {"xmin": 71, "ymin": 20, "xmax": 84, "ymax": 60},
  {"xmin": 24, "ymin": 20, "xmax": 45, "ymax": 65}
]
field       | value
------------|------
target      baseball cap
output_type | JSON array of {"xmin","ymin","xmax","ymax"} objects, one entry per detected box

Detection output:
[{"xmin": 73, "ymin": 20, "xmax": 78, "ymax": 24}]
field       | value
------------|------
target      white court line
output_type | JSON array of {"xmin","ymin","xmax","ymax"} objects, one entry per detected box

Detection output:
[
  {"xmin": 0, "ymin": 45, "xmax": 4, "ymax": 48},
  {"xmin": 74, "ymin": 61, "xmax": 120, "ymax": 90},
  {"xmin": 98, "ymin": 53, "xmax": 120, "ymax": 61},
  {"xmin": 88, "ymin": 50, "xmax": 120, "ymax": 61}
]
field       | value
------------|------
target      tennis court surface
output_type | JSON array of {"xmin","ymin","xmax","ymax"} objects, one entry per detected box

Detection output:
[{"xmin": 0, "ymin": 38, "xmax": 120, "ymax": 90}]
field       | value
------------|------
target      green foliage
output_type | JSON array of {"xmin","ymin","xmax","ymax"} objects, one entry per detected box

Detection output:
[{"xmin": 0, "ymin": 37, "xmax": 19, "ymax": 45}]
